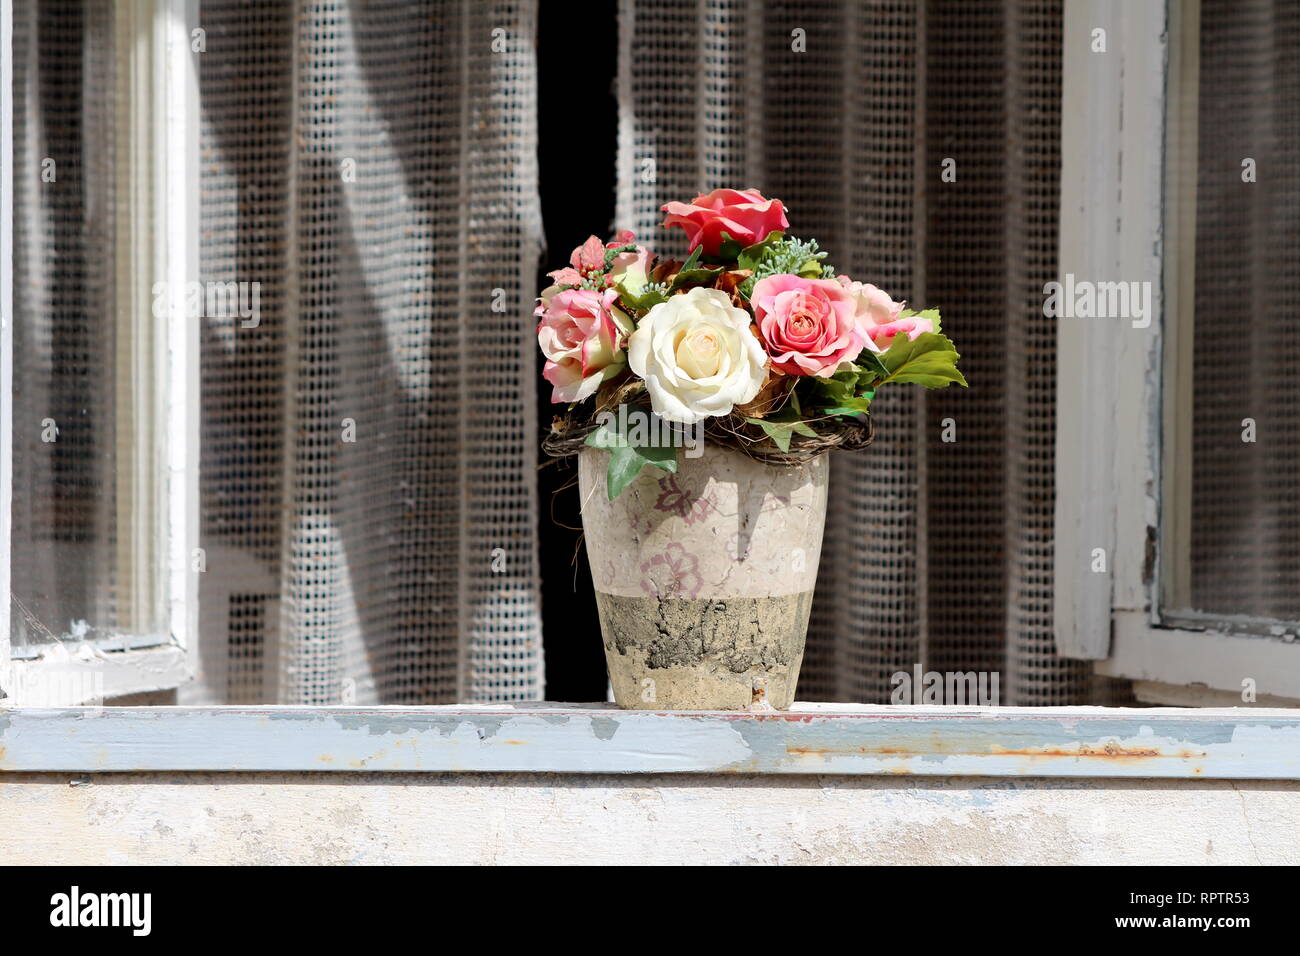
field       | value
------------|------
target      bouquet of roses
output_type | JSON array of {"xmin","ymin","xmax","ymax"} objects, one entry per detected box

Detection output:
[{"xmin": 537, "ymin": 188, "xmax": 965, "ymax": 497}]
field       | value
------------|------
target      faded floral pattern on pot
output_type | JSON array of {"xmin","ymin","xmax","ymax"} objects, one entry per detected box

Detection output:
[{"xmin": 638, "ymin": 542, "xmax": 703, "ymax": 599}]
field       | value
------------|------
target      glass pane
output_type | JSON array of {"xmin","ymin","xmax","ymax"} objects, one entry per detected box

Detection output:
[
  {"xmin": 1186, "ymin": 0, "xmax": 1300, "ymax": 622},
  {"xmin": 8, "ymin": 0, "xmax": 162, "ymax": 648}
]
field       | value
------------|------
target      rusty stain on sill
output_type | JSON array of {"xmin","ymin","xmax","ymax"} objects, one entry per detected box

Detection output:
[{"xmin": 786, "ymin": 741, "xmax": 1208, "ymax": 762}]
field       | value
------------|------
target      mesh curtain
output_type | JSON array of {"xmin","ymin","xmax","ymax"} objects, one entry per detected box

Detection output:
[
  {"xmin": 1189, "ymin": 0, "xmax": 1300, "ymax": 624},
  {"xmin": 190, "ymin": 0, "xmax": 544, "ymax": 704},
  {"xmin": 617, "ymin": 0, "xmax": 1128, "ymax": 705}
]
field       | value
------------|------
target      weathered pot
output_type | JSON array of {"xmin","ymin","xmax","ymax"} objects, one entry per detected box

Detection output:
[{"xmin": 578, "ymin": 444, "xmax": 828, "ymax": 710}]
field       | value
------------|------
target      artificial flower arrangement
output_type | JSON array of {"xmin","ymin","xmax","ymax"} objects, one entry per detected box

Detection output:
[
  {"xmin": 538, "ymin": 188, "xmax": 965, "ymax": 710},
  {"xmin": 538, "ymin": 187, "xmax": 965, "ymax": 498}
]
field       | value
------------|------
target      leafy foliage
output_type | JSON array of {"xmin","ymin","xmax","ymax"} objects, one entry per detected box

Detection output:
[
  {"xmin": 618, "ymin": 280, "xmax": 670, "ymax": 315},
  {"xmin": 584, "ymin": 415, "xmax": 679, "ymax": 500},
  {"xmin": 802, "ymin": 367, "xmax": 876, "ymax": 417},
  {"xmin": 876, "ymin": 331, "xmax": 966, "ymax": 388},
  {"xmin": 744, "ymin": 409, "xmax": 817, "ymax": 452},
  {"xmin": 800, "ymin": 318, "xmax": 965, "ymax": 419},
  {"xmin": 668, "ymin": 245, "xmax": 724, "ymax": 291},
  {"xmin": 737, "ymin": 234, "xmax": 831, "ymax": 299}
]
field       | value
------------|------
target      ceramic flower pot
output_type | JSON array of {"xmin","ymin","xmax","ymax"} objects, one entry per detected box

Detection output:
[{"xmin": 578, "ymin": 444, "xmax": 829, "ymax": 710}]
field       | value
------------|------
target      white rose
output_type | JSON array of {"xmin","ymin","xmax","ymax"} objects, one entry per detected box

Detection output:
[{"xmin": 628, "ymin": 286, "xmax": 768, "ymax": 424}]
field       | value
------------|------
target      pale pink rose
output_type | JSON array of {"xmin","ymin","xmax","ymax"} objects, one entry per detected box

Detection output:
[
  {"xmin": 837, "ymin": 276, "xmax": 930, "ymax": 352},
  {"xmin": 660, "ymin": 187, "xmax": 789, "ymax": 256},
  {"xmin": 750, "ymin": 274, "xmax": 866, "ymax": 376},
  {"xmin": 535, "ymin": 287, "xmax": 632, "ymax": 403},
  {"xmin": 604, "ymin": 231, "xmax": 656, "ymax": 293},
  {"xmin": 864, "ymin": 316, "xmax": 934, "ymax": 350},
  {"xmin": 605, "ymin": 245, "xmax": 654, "ymax": 294}
]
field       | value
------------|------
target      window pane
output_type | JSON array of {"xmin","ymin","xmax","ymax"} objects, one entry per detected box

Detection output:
[
  {"xmin": 1187, "ymin": 0, "xmax": 1300, "ymax": 622},
  {"xmin": 9, "ymin": 0, "xmax": 162, "ymax": 647}
]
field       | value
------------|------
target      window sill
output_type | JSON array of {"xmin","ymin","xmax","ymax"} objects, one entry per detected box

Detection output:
[{"xmin": 2, "ymin": 702, "xmax": 1298, "ymax": 778}]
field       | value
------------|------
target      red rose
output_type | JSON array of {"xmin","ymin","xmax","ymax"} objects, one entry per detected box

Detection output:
[{"xmin": 660, "ymin": 188, "xmax": 789, "ymax": 256}]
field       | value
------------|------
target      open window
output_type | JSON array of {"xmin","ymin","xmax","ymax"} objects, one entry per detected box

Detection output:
[
  {"xmin": 1, "ymin": 0, "xmax": 1296, "ymax": 736},
  {"xmin": 1055, "ymin": 0, "xmax": 1300, "ymax": 705}
]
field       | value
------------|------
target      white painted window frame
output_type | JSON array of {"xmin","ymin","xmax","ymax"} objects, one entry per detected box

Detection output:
[
  {"xmin": 0, "ymin": 0, "xmax": 199, "ymax": 704},
  {"xmin": 1054, "ymin": 0, "xmax": 1300, "ymax": 701}
]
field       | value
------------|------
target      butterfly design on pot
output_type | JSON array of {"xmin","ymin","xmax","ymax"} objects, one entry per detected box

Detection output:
[{"xmin": 652, "ymin": 475, "xmax": 715, "ymax": 526}]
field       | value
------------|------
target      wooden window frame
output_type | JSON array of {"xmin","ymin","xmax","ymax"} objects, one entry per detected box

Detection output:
[{"xmin": 1054, "ymin": 0, "xmax": 1300, "ymax": 701}]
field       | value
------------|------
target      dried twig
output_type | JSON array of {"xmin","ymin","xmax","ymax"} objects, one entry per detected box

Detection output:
[{"xmin": 541, "ymin": 401, "xmax": 873, "ymax": 465}]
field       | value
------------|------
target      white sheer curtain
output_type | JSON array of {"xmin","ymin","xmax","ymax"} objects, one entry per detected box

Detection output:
[
  {"xmin": 191, "ymin": 0, "xmax": 544, "ymax": 703},
  {"xmin": 616, "ymin": 0, "xmax": 1130, "ymax": 705}
]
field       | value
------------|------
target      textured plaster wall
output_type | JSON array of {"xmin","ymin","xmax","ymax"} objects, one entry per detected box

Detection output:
[{"xmin": 2, "ymin": 773, "xmax": 1298, "ymax": 864}]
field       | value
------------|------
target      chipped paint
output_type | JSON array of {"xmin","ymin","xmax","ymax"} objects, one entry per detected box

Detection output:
[
  {"xmin": 589, "ymin": 716, "xmax": 619, "ymax": 741},
  {"xmin": 0, "ymin": 704, "xmax": 1297, "ymax": 778}
]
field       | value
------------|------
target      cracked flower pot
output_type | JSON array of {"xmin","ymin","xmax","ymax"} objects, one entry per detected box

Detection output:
[{"xmin": 579, "ymin": 444, "xmax": 828, "ymax": 710}]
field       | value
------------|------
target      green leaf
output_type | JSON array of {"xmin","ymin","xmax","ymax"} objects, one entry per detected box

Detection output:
[
  {"xmin": 744, "ymin": 414, "xmax": 817, "ymax": 453},
  {"xmin": 679, "ymin": 245, "xmax": 702, "ymax": 274},
  {"xmin": 669, "ymin": 264, "xmax": 724, "ymax": 291},
  {"xmin": 585, "ymin": 417, "xmax": 679, "ymax": 499},
  {"xmin": 878, "ymin": 332, "xmax": 967, "ymax": 388},
  {"xmin": 803, "ymin": 366, "xmax": 875, "ymax": 418},
  {"xmin": 736, "ymin": 231, "xmax": 785, "ymax": 272},
  {"xmin": 668, "ymin": 243, "xmax": 722, "ymax": 290},
  {"xmin": 819, "ymin": 398, "xmax": 872, "ymax": 417},
  {"xmin": 856, "ymin": 349, "xmax": 890, "ymax": 381},
  {"xmin": 714, "ymin": 231, "xmax": 745, "ymax": 263},
  {"xmin": 618, "ymin": 283, "xmax": 669, "ymax": 313}
]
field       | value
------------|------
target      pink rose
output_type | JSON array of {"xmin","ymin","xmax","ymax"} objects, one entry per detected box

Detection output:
[
  {"xmin": 605, "ymin": 245, "xmax": 655, "ymax": 295},
  {"xmin": 750, "ymin": 274, "xmax": 866, "ymax": 376},
  {"xmin": 660, "ymin": 188, "xmax": 789, "ymax": 256},
  {"xmin": 837, "ymin": 277, "xmax": 930, "ymax": 352},
  {"xmin": 536, "ymin": 287, "xmax": 632, "ymax": 403}
]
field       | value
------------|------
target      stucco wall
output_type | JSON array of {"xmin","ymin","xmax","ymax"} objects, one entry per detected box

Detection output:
[{"xmin": 2, "ymin": 772, "xmax": 1296, "ymax": 865}]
